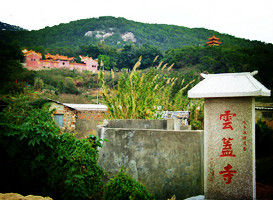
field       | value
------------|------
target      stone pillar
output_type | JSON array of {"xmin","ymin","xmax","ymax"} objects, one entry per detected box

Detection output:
[
  {"xmin": 204, "ymin": 97, "xmax": 255, "ymax": 199},
  {"xmin": 188, "ymin": 72, "xmax": 270, "ymax": 200}
]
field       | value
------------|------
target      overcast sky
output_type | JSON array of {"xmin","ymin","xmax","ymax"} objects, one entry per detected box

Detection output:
[{"xmin": 1, "ymin": 0, "xmax": 273, "ymax": 43}]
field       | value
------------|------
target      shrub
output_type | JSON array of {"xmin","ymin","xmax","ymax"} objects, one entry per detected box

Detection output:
[
  {"xmin": 104, "ymin": 170, "xmax": 155, "ymax": 200},
  {"xmin": 34, "ymin": 77, "xmax": 44, "ymax": 91},
  {"xmin": 0, "ymin": 91, "xmax": 103, "ymax": 200},
  {"xmin": 256, "ymin": 120, "xmax": 273, "ymax": 158}
]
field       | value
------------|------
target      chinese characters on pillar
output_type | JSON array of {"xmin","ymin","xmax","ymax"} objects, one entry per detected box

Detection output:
[
  {"xmin": 219, "ymin": 164, "xmax": 237, "ymax": 184},
  {"xmin": 220, "ymin": 110, "xmax": 236, "ymax": 130},
  {"xmin": 209, "ymin": 158, "xmax": 215, "ymax": 182},
  {"xmin": 218, "ymin": 110, "xmax": 237, "ymax": 184},
  {"xmin": 220, "ymin": 138, "xmax": 236, "ymax": 157},
  {"xmin": 242, "ymin": 120, "xmax": 247, "ymax": 151}
]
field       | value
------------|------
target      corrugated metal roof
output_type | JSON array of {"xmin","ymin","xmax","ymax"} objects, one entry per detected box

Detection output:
[
  {"xmin": 63, "ymin": 103, "xmax": 107, "ymax": 111},
  {"xmin": 46, "ymin": 99, "xmax": 107, "ymax": 111},
  {"xmin": 188, "ymin": 71, "xmax": 271, "ymax": 98}
]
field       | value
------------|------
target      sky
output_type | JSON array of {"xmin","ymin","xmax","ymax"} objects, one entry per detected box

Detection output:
[{"xmin": 1, "ymin": 0, "xmax": 273, "ymax": 44}]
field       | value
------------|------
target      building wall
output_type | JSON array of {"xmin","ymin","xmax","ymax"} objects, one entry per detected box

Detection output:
[
  {"xmin": 41, "ymin": 60, "xmax": 59, "ymax": 69},
  {"xmin": 98, "ymin": 123, "xmax": 204, "ymax": 200},
  {"xmin": 48, "ymin": 102, "xmax": 76, "ymax": 132},
  {"xmin": 75, "ymin": 110, "xmax": 107, "ymax": 138},
  {"xmin": 58, "ymin": 60, "xmax": 70, "ymax": 68},
  {"xmin": 25, "ymin": 53, "xmax": 41, "ymax": 70},
  {"xmin": 85, "ymin": 59, "xmax": 98, "ymax": 72},
  {"xmin": 24, "ymin": 54, "xmax": 98, "ymax": 72}
]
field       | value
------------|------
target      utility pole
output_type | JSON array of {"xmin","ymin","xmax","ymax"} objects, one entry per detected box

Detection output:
[{"xmin": 97, "ymin": 59, "xmax": 104, "ymax": 104}]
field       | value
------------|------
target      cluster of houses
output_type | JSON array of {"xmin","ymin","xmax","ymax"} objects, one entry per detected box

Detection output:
[{"xmin": 22, "ymin": 49, "xmax": 99, "ymax": 72}]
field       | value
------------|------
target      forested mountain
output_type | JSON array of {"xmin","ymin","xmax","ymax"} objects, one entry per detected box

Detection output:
[
  {"xmin": 0, "ymin": 21, "xmax": 26, "ymax": 31},
  {"xmin": 0, "ymin": 16, "xmax": 268, "ymax": 51},
  {"xmin": 1, "ymin": 16, "xmax": 272, "ymax": 95}
]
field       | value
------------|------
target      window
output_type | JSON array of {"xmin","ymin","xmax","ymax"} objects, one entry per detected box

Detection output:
[
  {"xmin": 63, "ymin": 62, "xmax": 65, "ymax": 65},
  {"xmin": 54, "ymin": 114, "xmax": 64, "ymax": 127}
]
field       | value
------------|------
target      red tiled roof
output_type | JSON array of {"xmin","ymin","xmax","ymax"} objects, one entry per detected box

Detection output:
[
  {"xmin": 22, "ymin": 49, "xmax": 42, "ymax": 57},
  {"xmin": 45, "ymin": 53, "xmax": 74, "ymax": 61},
  {"xmin": 206, "ymin": 40, "xmax": 222, "ymax": 44},
  {"xmin": 208, "ymin": 35, "xmax": 220, "ymax": 40}
]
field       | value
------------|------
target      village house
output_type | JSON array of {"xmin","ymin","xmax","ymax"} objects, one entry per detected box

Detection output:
[
  {"xmin": 45, "ymin": 100, "xmax": 107, "ymax": 138},
  {"xmin": 22, "ymin": 49, "xmax": 98, "ymax": 72}
]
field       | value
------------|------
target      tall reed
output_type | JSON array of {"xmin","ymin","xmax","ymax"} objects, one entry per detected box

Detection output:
[{"xmin": 100, "ymin": 57, "xmax": 201, "ymax": 126}]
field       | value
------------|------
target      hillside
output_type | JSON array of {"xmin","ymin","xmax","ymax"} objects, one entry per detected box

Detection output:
[
  {"xmin": 0, "ymin": 16, "xmax": 267, "ymax": 51},
  {"xmin": 1, "ymin": 17, "xmax": 272, "ymax": 96},
  {"xmin": 0, "ymin": 21, "xmax": 26, "ymax": 31}
]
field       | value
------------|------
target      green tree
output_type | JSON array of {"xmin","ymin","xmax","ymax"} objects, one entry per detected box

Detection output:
[
  {"xmin": 98, "ymin": 54, "xmax": 111, "ymax": 70},
  {"xmin": 0, "ymin": 40, "xmax": 26, "ymax": 94},
  {"xmin": 79, "ymin": 44, "xmax": 101, "ymax": 58},
  {"xmin": 0, "ymin": 92, "xmax": 104, "ymax": 200},
  {"xmin": 34, "ymin": 77, "xmax": 44, "ymax": 91}
]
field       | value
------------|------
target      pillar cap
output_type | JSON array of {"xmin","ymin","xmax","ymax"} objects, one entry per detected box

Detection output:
[{"xmin": 188, "ymin": 71, "xmax": 271, "ymax": 98}]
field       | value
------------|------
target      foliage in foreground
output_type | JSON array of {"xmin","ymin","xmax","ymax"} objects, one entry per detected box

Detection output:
[
  {"xmin": 0, "ymin": 91, "xmax": 104, "ymax": 200},
  {"xmin": 101, "ymin": 57, "xmax": 204, "ymax": 129},
  {"xmin": 256, "ymin": 120, "xmax": 273, "ymax": 158},
  {"xmin": 104, "ymin": 170, "xmax": 155, "ymax": 200},
  {"xmin": 256, "ymin": 120, "xmax": 273, "ymax": 186}
]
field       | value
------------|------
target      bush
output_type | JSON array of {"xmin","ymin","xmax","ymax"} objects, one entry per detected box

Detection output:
[
  {"xmin": 34, "ymin": 77, "xmax": 44, "ymax": 91},
  {"xmin": 0, "ymin": 92, "xmax": 103, "ymax": 200},
  {"xmin": 104, "ymin": 170, "xmax": 155, "ymax": 200},
  {"xmin": 256, "ymin": 120, "xmax": 273, "ymax": 158},
  {"xmin": 256, "ymin": 120, "xmax": 273, "ymax": 185}
]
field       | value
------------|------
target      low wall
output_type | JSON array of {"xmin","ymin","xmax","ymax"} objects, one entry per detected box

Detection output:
[
  {"xmin": 98, "ymin": 127, "xmax": 204, "ymax": 200},
  {"xmin": 103, "ymin": 119, "xmax": 191, "ymax": 130}
]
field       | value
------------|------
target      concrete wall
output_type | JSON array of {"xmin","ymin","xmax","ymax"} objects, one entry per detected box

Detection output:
[
  {"xmin": 98, "ymin": 127, "xmax": 204, "ymax": 200},
  {"xmin": 103, "ymin": 119, "xmax": 191, "ymax": 130},
  {"xmin": 103, "ymin": 119, "xmax": 168, "ymax": 129}
]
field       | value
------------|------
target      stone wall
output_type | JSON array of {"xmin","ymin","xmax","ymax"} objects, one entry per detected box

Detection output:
[
  {"xmin": 48, "ymin": 102, "xmax": 76, "ymax": 132},
  {"xmin": 98, "ymin": 126, "xmax": 204, "ymax": 199}
]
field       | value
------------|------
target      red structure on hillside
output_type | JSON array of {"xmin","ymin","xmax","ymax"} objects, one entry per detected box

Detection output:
[
  {"xmin": 22, "ymin": 49, "xmax": 98, "ymax": 72},
  {"xmin": 206, "ymin": 35, "xmax": 222, "ymax": 46}
]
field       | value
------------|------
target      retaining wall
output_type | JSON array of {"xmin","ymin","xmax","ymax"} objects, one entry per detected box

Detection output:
[{"xmin": 98, "ymin": 125, "xmax": 203, "ymax": 200}]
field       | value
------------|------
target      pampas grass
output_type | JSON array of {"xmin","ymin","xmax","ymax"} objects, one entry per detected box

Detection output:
[{"xmin": 100, "ymin": 58, "xmax": 199, "ymax": 121}]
